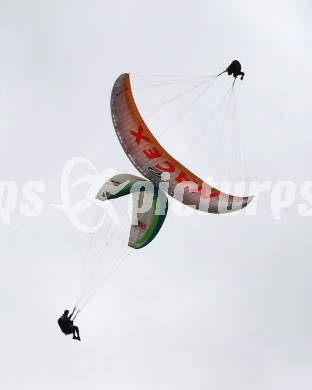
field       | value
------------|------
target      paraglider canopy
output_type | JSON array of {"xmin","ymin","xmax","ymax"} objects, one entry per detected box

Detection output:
[
  {"xmin": 96, "ymin": 174, "xmax": 168, "ymax": 249},
  {"xmin": 110, "ymin": 73, "xmax": 253, "ymax": 213}
]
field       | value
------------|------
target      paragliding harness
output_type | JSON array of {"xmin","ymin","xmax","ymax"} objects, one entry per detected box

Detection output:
[
  {"xmin": 218, "ymin": 60, "xmax": 245, "ymax": 86},
  {"xmin": 58, "ymin": 308, "xmax": 79, "ymax": 336}
]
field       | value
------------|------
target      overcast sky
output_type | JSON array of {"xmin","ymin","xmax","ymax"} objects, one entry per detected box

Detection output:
[{"xmin": 1, "ymin": 1, "xmax": 312, "ymax": 389}]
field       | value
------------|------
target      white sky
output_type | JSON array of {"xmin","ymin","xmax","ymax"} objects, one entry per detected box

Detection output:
[{"xmin": 1, "ymin": 0, "xmax": 312, "ymax": 389}]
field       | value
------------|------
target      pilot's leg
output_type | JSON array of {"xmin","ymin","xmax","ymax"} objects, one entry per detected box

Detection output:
[
  {"xmin": 72, "ymin": 326, "xmax": 80, "ymax": 339},
  {"xmin": 70, "ymin": 326, "xmax": 77, "ymax": 338}
]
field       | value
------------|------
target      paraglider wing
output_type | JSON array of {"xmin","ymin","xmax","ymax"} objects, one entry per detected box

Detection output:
[
  {"xmin": 96, "ymin": 174, "xmax": 168, "ymax": 249},
  {"xmin": 111, "ymin": 74, "xmax": 253, "ymax": 213}
]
